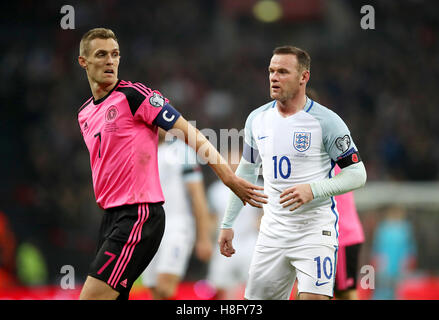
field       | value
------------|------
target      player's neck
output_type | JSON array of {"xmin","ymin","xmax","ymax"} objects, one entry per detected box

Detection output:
[
  {"xmin": 276, "ymin": 93, "xmax": 307, "ymax": 117},
  {"xmin": 89, "ymin": 78, "xmax": 119, "ymax": 101}
]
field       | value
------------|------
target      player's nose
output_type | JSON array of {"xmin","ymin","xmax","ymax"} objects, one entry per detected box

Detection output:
[
  {"xmin": 270, "ymin": 77, "xmax": 279, "ymax": 85},
  {"xmin": 105, "ymin": 53, "xmax": 115, "ymax": 65},
  {"xmin": 270, "ymin": 72, "xmax": 279, "ymax": 82}
]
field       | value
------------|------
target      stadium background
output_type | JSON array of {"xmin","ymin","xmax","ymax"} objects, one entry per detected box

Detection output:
[{"xmin": 1, "ymin": 0, "xmax": 439, "ymax": 299}]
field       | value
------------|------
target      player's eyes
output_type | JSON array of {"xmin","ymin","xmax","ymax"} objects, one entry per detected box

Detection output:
[{"xmin": 268, "ymin": 69, "xmax": 288, "ymax": 75}]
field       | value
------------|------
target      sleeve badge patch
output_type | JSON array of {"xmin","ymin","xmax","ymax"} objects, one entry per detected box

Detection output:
[
  {"xmin": 149, "ymin": 92, "xmax": 165, "ymax": 108},
  {"xmin": 335, "ymin": 135, "xmax": 351, "ymax": 153}
]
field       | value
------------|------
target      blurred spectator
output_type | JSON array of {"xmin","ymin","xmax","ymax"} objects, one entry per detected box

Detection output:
[
  {"xmin": 371, "ymin": 206, "xmax": 417, "ymax": 300},
  {"xmin": 142, "ymin": 134, "xmax": 212, "ymax": 300},
  {"xmin": 205, "ymin": 150, "xmax": 262, "ymax": 300}
]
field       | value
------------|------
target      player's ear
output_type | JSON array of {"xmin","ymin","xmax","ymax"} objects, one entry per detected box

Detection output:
[
  {"xmin": 78, "ymin": 56, "xmax": 87, "ymax": 70},
  {"xmin": 301, "ymin": 70, "xmax": 310, "ymax": 85}
]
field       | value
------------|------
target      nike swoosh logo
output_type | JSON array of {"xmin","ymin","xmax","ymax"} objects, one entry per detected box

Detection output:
[
  {"xmin": 315, "ymin": 281, "xmax": 329, "ymax": 286},
  {"xmin": 258, "ymin": 135, "xmax": 268, "ymax": 140}
]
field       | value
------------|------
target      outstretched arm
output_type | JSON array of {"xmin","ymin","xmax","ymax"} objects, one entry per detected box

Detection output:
[{"xmin": 170, "ymin": 116, "xmax": 267, "ymax": 207}]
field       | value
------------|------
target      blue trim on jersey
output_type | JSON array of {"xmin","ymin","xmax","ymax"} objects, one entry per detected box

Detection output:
[
  {"xmin": 305, "ymin": 99, "xmax": 314, "ymax": 113},
  {"xmin": 328, "ymin": 160, "xmax": 339, "ymax": 239},
  {"xmin": 243, "ymin": 142, "xmax": 259, "ymax": 164},
  {"xmin": 332, "ymin": 245, "xmax": 339, "ymax": 296},
  {"xmin": 272, "ymin": 99, "xmax": 314, "ymax": 112},
  {"xmin": 330, "ymin": 197, "xmax": 339, "ymax": 239}
]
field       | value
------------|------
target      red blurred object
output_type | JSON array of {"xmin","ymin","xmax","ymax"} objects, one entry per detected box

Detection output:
[
  {"xmin": 396, "ymin": 276, "xmax": 439, "ymax": 300},
  {"xmin": 2, "ymin": 276, "xmax": 439, "ymax": 300},
  {"xmin": 0, "ymin": 286, "xmax": 81, "ymax": 300},
  {"xmin": 0, "ymin": 282, "xmax": 213, "ymax": 300},
  {"xmin": 0, "ymin": 211, "xmax": 17, "ymax": 289}
]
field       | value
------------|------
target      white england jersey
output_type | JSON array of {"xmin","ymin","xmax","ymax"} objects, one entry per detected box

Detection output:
[
  {"xmin": 158, "ymin": 139, "xmax": 203, "ymax": 232},
  {"xmin": 243, "ymin": 97, "xmax": 359, "ymax": 248}
]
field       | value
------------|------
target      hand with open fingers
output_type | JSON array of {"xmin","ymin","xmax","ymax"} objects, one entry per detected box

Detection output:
[
  {"xmin": 228, "ymin": 176, "xmax": 268, "ymax": 208},
  {"xmin": 279, "ymin": 184, "xmax": 314, "ymax": 211},
  {"xmin": 218, "ymin": 228, "xmax": 236, "ymax": 257}
]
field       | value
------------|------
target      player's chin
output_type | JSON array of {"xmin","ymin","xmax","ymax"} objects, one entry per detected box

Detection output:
[
  {"xmin": 103, "ymin": 73, "xmax": 116, "ymax": 79},
  {"xmin": 270, "ymin": 91, "xmax": 281, "ymax": 100},
  {"xmin": 101, "ymin": 74, "xmax": 117, "ymax": 84}
]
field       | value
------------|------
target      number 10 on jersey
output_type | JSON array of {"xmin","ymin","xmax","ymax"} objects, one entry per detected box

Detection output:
[{"xmin": 272, "ymin": 156, "xmax": 291, "ymax": 179}]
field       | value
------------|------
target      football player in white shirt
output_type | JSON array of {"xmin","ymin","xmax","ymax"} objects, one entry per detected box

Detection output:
[
  {"xmin": 142, "ymin": 133, "xmax": 212, "ymax": 299},
  {"xmin": 206, "ymin": 150, "xmax": 263, "ymax": 299},
  {"xmin": 218, "ymin": 46, "xmax": 367, "ymax": 300}
]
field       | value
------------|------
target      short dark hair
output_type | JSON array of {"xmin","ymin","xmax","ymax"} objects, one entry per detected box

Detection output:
[
  {"xmin": 273, "ymin": 46, "xmax": 311, "ymax": 71},
  {"xmin": 79, "ymin": 28, "xmax": 118, "ymax": 57}
]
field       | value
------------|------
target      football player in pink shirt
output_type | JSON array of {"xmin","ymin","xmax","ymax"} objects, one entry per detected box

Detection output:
[{"xmin": 76, "ymin": 28, "xmax": 267, "ymax": 300}]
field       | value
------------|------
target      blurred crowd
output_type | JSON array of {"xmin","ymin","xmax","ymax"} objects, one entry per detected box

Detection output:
[{"xmin": 1, "ymin": 0, "xmax": 438, "ymax": 287}]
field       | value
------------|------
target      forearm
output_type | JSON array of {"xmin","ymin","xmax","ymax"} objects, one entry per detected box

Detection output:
[
  {"xmin": 310, "ymin": 162, "xmax": 367, "ymax": 199},
  {"xmin": 171, "ymin": 116, "xmax": 233, "ymax": 186},
  {"xmin": 221, "ymin": 159, "xmax": 260, "ymax": 228}
]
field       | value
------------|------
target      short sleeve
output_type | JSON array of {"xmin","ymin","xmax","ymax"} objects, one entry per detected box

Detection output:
[
  {"xmin": 242, "ymin": 110, "xmax": 261, "ymax": 164},
  {"xmin": 320, "ymin": 110, "xmax": 361, "ymax": 167},
  {"xmin": 116, "ymin": 82, "xmax": 180, "ymax": 129},
  {"xmin": 135, "ymin": 90, "xmax": 169, "ymax": 123}
]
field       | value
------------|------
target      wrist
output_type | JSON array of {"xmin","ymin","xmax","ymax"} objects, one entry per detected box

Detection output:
[
  {"xmin": 309, "ymin": 181, "xmax": 320, "ymax": 199},
  {"xmin": 221, "ymin": 170, "xmax": 235, "ymax": 188},
  {"xmin": 307, "ymin": 183, "xmax": 315, "ymax": 200}
]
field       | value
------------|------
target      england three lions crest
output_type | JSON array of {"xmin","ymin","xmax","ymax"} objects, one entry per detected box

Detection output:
[{"xmin": 293, "ymin": 132, "xmax": 311, "ymax": 152}]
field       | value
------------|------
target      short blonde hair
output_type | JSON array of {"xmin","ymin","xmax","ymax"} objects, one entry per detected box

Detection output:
[{"xmin": 79, "ymin": 28, "xmax": 118, "ymax": 57}]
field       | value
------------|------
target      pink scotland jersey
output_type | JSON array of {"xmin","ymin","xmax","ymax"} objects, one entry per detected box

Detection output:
[
  {"xmin": 78, "ymin": 79, "xmax": 181, "ymax": 209},
  {"xmin": 334, "ymin": 165, "xmax": 365, "ymax": 246}
]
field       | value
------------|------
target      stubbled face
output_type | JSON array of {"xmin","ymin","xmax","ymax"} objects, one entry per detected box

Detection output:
[
  {"xmin": 80, "ymin": 38, "xmax": 120, "ymax": 86},
  {"xmin": 269, "ymin": 54, "xmax": 304, "ymax": 102}
]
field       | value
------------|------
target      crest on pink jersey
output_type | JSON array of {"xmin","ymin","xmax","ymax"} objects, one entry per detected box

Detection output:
[{"xmin": 105, "ymin": 105, "xmax": 119, "ymax": 122}]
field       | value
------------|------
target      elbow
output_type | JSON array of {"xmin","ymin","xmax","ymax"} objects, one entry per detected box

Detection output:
[
  {"xmin": 357, "ymin": 163, "xmax": 367, "ymax": 188},
  {"xmin": 360, "ymin": 171, "xmax": 367, "ymax": 188}
]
